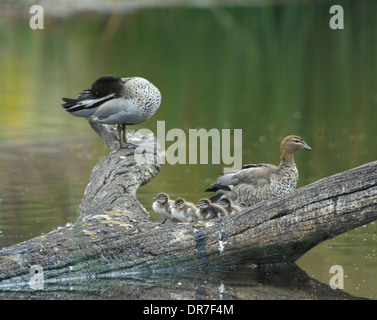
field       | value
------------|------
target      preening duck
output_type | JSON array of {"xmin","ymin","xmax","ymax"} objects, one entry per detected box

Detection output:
[{"xmin": 62, "ymin": 75, "xmax": 161, "ymax": 148}]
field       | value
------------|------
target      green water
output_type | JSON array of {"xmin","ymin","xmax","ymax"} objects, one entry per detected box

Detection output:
[{"xmin": 0, "ymin": 2, "xmax": 377, "ymax": 299}]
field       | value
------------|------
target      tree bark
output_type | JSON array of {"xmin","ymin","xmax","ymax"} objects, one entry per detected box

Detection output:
[{"xmin": 0, "ymin": 122, "xmax": 376, "ymax": 298}]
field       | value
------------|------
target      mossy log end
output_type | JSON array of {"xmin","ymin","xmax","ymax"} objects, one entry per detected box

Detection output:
[{"xmin": 0, "ymin": 122, "xmax": 377, "ymax": 289}]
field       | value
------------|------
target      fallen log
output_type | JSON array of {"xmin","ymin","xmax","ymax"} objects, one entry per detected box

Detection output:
[{"xmin": 0, "ymin": 122, "xmax": 376, "ymax": 298}]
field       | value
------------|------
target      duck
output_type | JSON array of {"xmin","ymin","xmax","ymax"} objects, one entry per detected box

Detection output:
[
  {"xmin": 62, "ymin": 75, "xmax": 161, "ymax": 148},
  {"xmin": 205, "ymin": 135, "xmax": 311, "ymax": 206},
  {"xmin": 171, "ymin": 198, "xmax": 199, "ymax": 223},
  {"xmin": 196, "ymin": 198, "xmax": 228, "ymax": 220},
  {"xmin": 152, "ymin": 193, "xmax": 175, "ymax": 224},
  {"xmin": 218, "ymin": 197, "xmax": 241, "ymax": 215}
]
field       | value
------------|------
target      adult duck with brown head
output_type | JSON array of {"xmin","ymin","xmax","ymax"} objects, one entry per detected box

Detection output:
[{"xmin": 205, "ymin": 135, "xmax": 311, "ymax": 206}]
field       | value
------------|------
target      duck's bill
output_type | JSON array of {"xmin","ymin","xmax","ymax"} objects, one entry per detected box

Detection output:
[{"xmin": 303, "ymin": 143, "xmax": 312, "ymax": 150}]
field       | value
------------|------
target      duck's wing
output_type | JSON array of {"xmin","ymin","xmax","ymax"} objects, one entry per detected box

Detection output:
[
  {"xmin": 205, "ymin": 163, "xmax": 278, "ymax": 193},
  {"xmin": 62, "ymin": 90, "xmax": 117, "ymax": 114},
  {"xmin": 204, "ymin": 172, "xmax": 234, "ymax": 193},
  {"xmin": 205, "ymin": 168, "xmax": 241, "ymax": 202},
  {"xmin": 232, "ymin": 163, "xmax": 278, "ymax": 186}
]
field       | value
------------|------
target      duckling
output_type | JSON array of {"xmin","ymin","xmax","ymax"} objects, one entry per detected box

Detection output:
[
  {"xmin": 62, "ymin": 75, "xmax": 161, "ymax": 148},
  {"xmin": 196, "ymin": 198, "xmax": 228, "ymax": 220},
  {"xmin": 171, "ymin": 198, "xmax": 198, "ymax": 223},
  {"xmin": 152, "ymin": 193, "xmax": 174, "ymax": 224},
  {"xmin": 218, "ymin": 197, "xmax": 241, "ymax": 215},
  {"xmin": 205, "ymin": 135, "xmax": 311, "ymax": 206}
]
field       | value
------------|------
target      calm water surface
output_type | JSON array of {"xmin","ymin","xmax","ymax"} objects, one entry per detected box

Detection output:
[{"xmin": 0, "ymin": 2, "xmax": 377, "ymax": 299}]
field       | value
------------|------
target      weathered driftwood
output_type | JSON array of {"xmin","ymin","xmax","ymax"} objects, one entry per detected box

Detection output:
[{"xmin": 0, "ymin": 122, "xmax": 376, "ymax": 298}]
